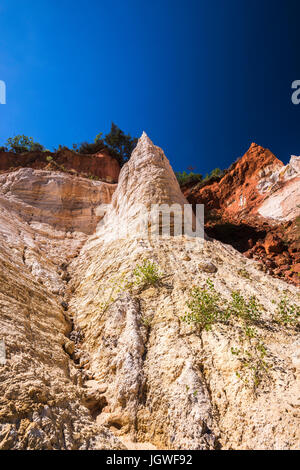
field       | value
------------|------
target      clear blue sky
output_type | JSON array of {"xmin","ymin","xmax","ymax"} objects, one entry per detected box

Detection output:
[{"xmin": 1, "ymin": 0, "xmax": 300, "ymax": 173}]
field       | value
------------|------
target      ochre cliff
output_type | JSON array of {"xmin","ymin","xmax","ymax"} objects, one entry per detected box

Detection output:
[
  {"xmin": 183, "ymin": 143, "xmax": 300, "ymax": 285},
  {"xmin": 183, "ymin": 143, "xmax": 299, "ymax": 222},
  {"xmin": 0, "ymin": 134, "xmax": 299, "ymax": 450}
]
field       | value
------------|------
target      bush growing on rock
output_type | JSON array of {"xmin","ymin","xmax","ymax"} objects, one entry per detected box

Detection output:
[
  {"xmin": 77, "ymin": 123, "xmax": 138, "ymax": 166},
  {"xmin": 5, "ymin": 135, "xmax": 45, "ymax": 153},
  {"xmin": 1, "ymin": 124, "xmax": 137, "ymax": 167},
  {"xmin": 176, "ymin": 167, "xmax": 225, "ymax": 187},
  {"xmin": 231, "ymin": 340, "xmax": 272, "ymax": 390},
  {"xmin": 182, "ymin": 280, "xmax": 299, "ymax": 390},
  {"xmin": 274, "ymin": 296, "xmax": 300, "ymax": 326},
  {"xmin": 175, "ymin": 171, "xmax": 203, "ymax": 185},
  {"xmin": 229, "ymin": 291, "xmax": 261, "ymax": 323},
  {"xmin": 182, "ymin": 279, "xmax": 227, "ymax": 330},
  {"xmin": 104, "ymin": 123, "xmax": 138, "ymax": 166},
  {"xmin": 133, "ymin": 259, "xmax": 163, "ymax": 287}
]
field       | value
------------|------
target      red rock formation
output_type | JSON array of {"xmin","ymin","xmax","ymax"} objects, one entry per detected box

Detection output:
[
  {"xmin": 0, "ymin": 148, "xmax": 120, "ymax": 182},
  {"xmin": 184, "ymin": 143, "xmax": 284, "ymax": 218},
  {"xmin": 183, "ymin": 143, "xmax": 300, "ymax": 286}
]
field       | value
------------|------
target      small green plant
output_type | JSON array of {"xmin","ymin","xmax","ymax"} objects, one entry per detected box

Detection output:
[
  {"xmin": 203, "ymin": 167, "xmax": 224, "ymax": 183},
  {"xmin": 182, "ymin": 279, "xmax": 228, "ymax": 331},
  {"xmin": 231, "ymin": 340, "xmax": 272, "ymax": 390},
  {"xmin": 46, "ymin": 156, "xmax": 53, "ymax": 162},
  {"xmin": 133, "ymin": 259, "xmax": 163, "ymax": 287},
  {"xmin": 140, "ymin": 315, "xmax": 152, "ymax": 328},
  {"xmin": 182, "ymin": 280, "xmax": 299, "ymax": 391},
  {"xmin": 243, "ymin": 324, "xmax": 258, "ymax": 339},
  {"xmin": 76, "ymin": 123, "xmax": 138, "ymax": 166},
  {"xmin": 228, "ymin": 292, "xmax": 270, "ymax": 389},
  {"xmin": 97, "ymin": 273, "xmax": 133, "ymax": 317},
  {"xmin": 238, "ymin": 268, "xmax": 250, "ymax": 280},
  {"xmin": 175, "ymin": 171, "xmax": 203, "ymax": 185},
  {"xmin": 229, "ymin": 291, "xmax": 261, "ymax": 323},
  {"xmin": 182, "ymin": 280, "xmax": 272, "ymax": 390},
  {"xmin": 182, "ymin": 282, "xmax": 263, "ymax": 331},
  {"xmin": 96, "ymin": 261, "xmax": 163, "ymax": 320},
  {"xmin": 274, "ymin": 296, "xmax": 300, "ymax": 326}
]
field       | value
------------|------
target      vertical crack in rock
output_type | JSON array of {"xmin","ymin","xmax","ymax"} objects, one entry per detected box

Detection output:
[{"xmin": 89, "ymin": 295, "xmax": 147, "ymax": 434}]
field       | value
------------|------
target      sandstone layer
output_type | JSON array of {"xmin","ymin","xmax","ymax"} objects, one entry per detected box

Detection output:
[
  {"xmin": 0, "ymin": 169, "xmax": 121, "ymax": 449},
  {"xmin": 0, "ymin": 134, "xmax": 299, "ymax": 450}
]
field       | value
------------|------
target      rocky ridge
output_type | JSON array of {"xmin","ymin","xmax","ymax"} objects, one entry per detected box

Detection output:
[{"xmin": 183, "ymin": 143, "xmax": 300, "ymax": 285}]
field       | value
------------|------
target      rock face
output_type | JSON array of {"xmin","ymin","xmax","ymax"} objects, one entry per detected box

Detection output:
[
  {"xmin": 0, "ymin": 134, "xmax": 299, "ymax": 450},
  {"xmin": 0, "ymin": 168, "xmax": 116, "ymax": 236},
  {"xmin": 184, "ymin": 143, "xmax": 300, "ymax": 222},
  {"xmin": 0, "ymin": 169, "xmax": 121, "ymax": 449},
  {"xmin": 183, "ymin": 143, "xmax": 300, "ymax": 285}
]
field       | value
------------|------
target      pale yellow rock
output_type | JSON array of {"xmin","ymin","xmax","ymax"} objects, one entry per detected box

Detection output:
[
  {"xmin": 0, "ymin": 169, "xmax": 122, "ymax": 449},
  {"xmin": 0, "ymin": 134, "xmax": 299, "ymax": 450}
]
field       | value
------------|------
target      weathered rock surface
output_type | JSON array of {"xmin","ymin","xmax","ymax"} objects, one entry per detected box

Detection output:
[
  {"xmin": 183, "ymin": 143, "xmax": 300, "ymax": 285},
  {"xmin": 0, "ymin": 134, "xmax": 299, "ymax": 450},
  {"xmin": 0, "ymin": 148, "xmax": 120, "ymax": 183},
  {"xmin": 0, "ymin": 168, "xmax": 116, "ymax": 235},
  {"xmin": 184, "ymin": 143, "xmax": 300, "ymax": 222},
  {"xmin": 69, "ymin": 135, "xmax": 299, "ymax": 449},
  {"xmin": 0, "ymin": 169, "xmax": 122, "ymax": 449}
]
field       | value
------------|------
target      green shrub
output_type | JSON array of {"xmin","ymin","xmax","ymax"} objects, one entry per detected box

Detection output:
[
  {"xmin": 97, "ymin": 274, "xmax": 133, "ymax": 317},
  {"xmin": 175, "ymin": 167, "xmax": 225, "ymax": 187},
  {"xmin": 182, "ymin": 279, "xmax": 228, "ymax": 330},
  {"xmin": 182, "ymin": 280, "xmax": 299, "ymax": 390},
  {"xmin": 203, "ymin": 168, "xmax": 225, "ymax": 183},
  {"xmin": 209, "ymin": 167, "xmax": 222, "ymax": 178},
  {"xmin": 77, "ymin": 141, "xmax": 106, "ymax": 155},
  {"xmin": 229, "ymin": 291, "xmax": 261, "ymax": 323},
  {"xmin": 133, "ymin": 259, "xmax": 163, "ymax": 287},
  {"xmin": 183, "ymin": 282, "xmax": 263, "ymax": 331},
  {"xmin": 231, "ymin": 340, "xmax": 272, "ymax": 389},
  {"xmin": 5, "ymin": 135, "xmax": 44, "ymax": 153},
  {"xmin": 175, "ymin": 171, "xmax": 203, "ymax": 185},
  {"xmin": 274, "ymin": 296, "xmax": 300, "ymax": 326},
  {"xmin": 46, "ymin": 156, "xmax": 53, "ymax": 162},
  {"xmin": 238, "ymin": 268, "xmax": 250, "ymax": 279},
  {"xmin": 77, "ymin": 123, "xmax": 138, "ymax": 166}
]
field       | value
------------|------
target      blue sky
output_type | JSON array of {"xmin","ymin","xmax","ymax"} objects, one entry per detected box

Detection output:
[{"xmin": 1, "ymin": 0, "xmax": 300, "ymax": 173}]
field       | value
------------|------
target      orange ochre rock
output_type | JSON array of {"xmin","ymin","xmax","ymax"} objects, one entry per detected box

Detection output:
[{"xmin": 183, "ymin": 143, "xmax": 300, "ymax": 286}]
